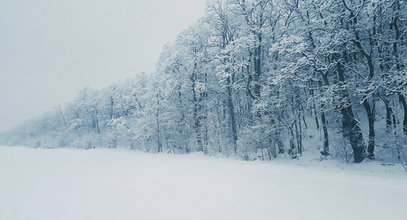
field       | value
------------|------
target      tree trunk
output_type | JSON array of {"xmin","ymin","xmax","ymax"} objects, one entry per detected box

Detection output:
[
  {"xmin": 320, "ymin": 105, "xmax": 330, "ymax": 156},
  {"xmin": 319, "ymin": 80, "xmax": 330, "ymax": 156},
  {"xmin": 312, "ymin": 97, "xmax": 320, "ymax": 130},
  {"xmin": 253, "ymin": 45, "xmax": 262, "ymax": 99},
  {"xmin": 337, "ymin": 62, "xmax": 366, "ymax": 163},
  {"xmin": 363, "ymin": 98, "xmax": 375, "ymax": 159},
  {"xmin": 341, "ymin": 107, "xmax": 367, "ymax": 163},
  {"xmin": 400, "ymin": 95, "xmax": 407, "ymax": 135},
  {"xmin": 226, "ymin": 76, "xmax": 238, "ymax": 153},
  {"xmin": 191, "ymin": 63, "xmax": 204, "ymax": 152},
  {"xmin": 381, "ymin": 96, "xmax": 394, "ymax": 130},
  {"xmin": 156, "ymin": 93, "xmax": 162, "ymax": 153}
]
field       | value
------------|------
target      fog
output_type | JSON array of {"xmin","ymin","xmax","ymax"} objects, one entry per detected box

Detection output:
[{"xmin": 0, "ymin": 0, "xmax": 206, "ymax": 132}]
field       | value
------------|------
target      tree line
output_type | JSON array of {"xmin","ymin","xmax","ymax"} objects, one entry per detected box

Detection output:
[{"xmin": 1, "ymin": 0, "xmax": 406, "ymax": 163}]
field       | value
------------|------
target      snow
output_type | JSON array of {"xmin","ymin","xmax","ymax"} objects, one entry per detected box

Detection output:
[{"xmin": 1, "ymin": 146, "xmax": 406, "ymax": 220}]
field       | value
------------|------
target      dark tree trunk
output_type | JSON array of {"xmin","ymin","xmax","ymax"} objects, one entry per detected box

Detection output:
[
  {"xmin": 363, "ymin": 98, "xmax": 375, "ymax": 158},
  {"xmin": 381, "ymin": 97, "xmax": 394, "ymax": 130},
  {"xmin": 400, "ymin": 95, "xmax": 407, "ymax": 135},
  {"xmin": 253, "ymin": 45, "xmax": 262, "ymax": 99},
  {"xmin": 226, "ymin": 76, "xmax": 238, "ymax": 153},
  {"xmin": 353, "ymin": 27, "xmax": 376, "ymax": 159},
  {"xmin": 319, "ymin": 80, "xmax": 330, "ymax": 156},
  {"xmin": 320, "ymin": 105, "xmax": 330, "ymax": 156},
  {"xmin": 337, "ymin": 61, "xmax": 366, "ymax": 163},
  {"xmin": 313, "ymin": 98, "xmax": 320, "ymax": 130},
  {"xmin": 341, "ymin": 107, "xmax": 367, "ymax": 163},
  {"xmin": 297, "ymin": 112, "xmax": 303, "ymax": 155},
  {"xmin": 288, "ymin": 126, "xmax": 296, "ymax": 159}
]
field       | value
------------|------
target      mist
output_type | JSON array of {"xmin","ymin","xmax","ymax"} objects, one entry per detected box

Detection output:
[{"xmin": 0, "ymin": 0, "xmax": 205, "ymax": 132}]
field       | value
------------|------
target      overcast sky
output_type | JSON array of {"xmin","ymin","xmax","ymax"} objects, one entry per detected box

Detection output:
[{"xmin": 0, "ymin": 0, "xmax": 206, "ymax": 132}]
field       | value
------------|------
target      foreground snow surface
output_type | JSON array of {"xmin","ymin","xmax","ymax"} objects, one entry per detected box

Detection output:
[{"xmin": 1, "ymin": 147, "xmax": 406, "ymax": 220}]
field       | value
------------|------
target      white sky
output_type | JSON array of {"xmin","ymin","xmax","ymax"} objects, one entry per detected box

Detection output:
[{"xmin": 0, "ymin": 0, "xmax": 206, "ymax": 132}]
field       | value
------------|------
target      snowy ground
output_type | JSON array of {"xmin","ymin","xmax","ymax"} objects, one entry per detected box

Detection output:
[{"xmin": 1, "ymin": 146, "xmax": 406, "ymax": 220}]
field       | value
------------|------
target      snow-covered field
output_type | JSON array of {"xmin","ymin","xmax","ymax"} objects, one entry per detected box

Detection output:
[{"xmin": 1, "ymin": 146, "xmax": 406, "ymax": 220}]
